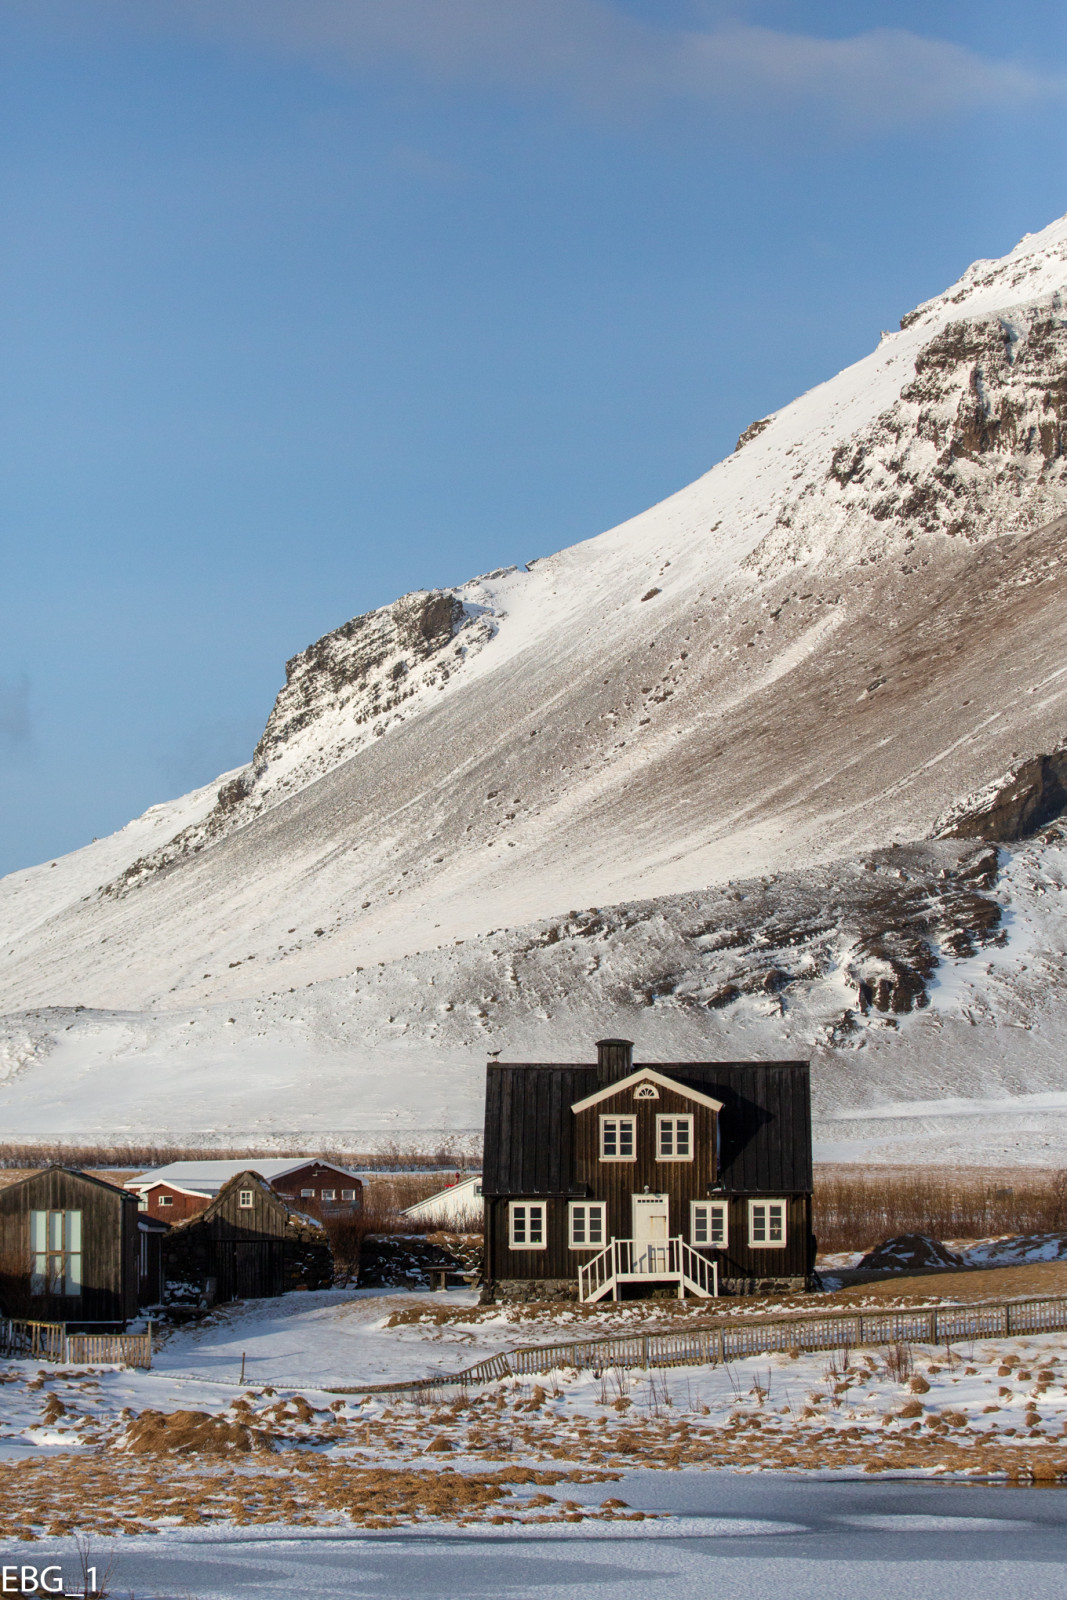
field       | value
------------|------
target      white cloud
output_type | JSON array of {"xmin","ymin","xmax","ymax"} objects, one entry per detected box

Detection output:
[{"xmin": 127, "ymin": 1, "xmax": 1062, "ymax": 127}]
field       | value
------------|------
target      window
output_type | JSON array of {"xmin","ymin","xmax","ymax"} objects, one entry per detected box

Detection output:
[
  {"xmin": 568, "ymin": 1202, "xmax": 606, "ymax": 1249},
  {"xmin": 748, "ymin": 1200, "xmax": 787, "ymax": 1248},
  {"xmin": 474, "ymin": 1183, "xmax": 482, "ymax": 1197},
  {"xmin": 157, "ymin": 1194, "xmax": 173, "ymax": 1207},
  {"xmin": 321, "ymin": 1189, "xmax": 336, "ymax": 1201},
  {"xmin": 341, "ymin": 1188, "xmax": 356, "ymax": 1201},
  {"xmin": 508, "ymin": 1202, "xmax": 546, "ymax": 1249},
  {"xmin": 238, "ymin": 1190, "xmax": 254, "ymax": 1209},
  {"xmin": 691, "ymin": 1201, "xmax": 728, "ymax": 1249},
  {"xmin": 656, "ymin": 1115, "xmax": 693, "ymax": 1160},
  {"xmin": 30, "ymin": 1210, "xmax": 82, "ymax": 1297},
  {"xmin": 300, "ymin": 1188, "xmax": 315, "ymax": 1197},
  {"xmin": 139, "ymin": 1231, "xmax": 149, "ymax": 1279},
  {"xmin": 633, "ymin": 1083, "xmax": 659, "ymax": 1100},
  {"xmin": 137, "ymin": 1194, "xmax": 148, "ymax": 1211},
  {"xmin": 599, "ymin": 1115, "xmax": 635, "ymax": 1160}
]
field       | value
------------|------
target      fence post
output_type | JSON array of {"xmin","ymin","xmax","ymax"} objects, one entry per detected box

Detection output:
[
  {"xmin": 1005, "ymin": 1303, "xmax": 1012, "ymax": 1337},
  {"xmin": 717, "ymin": 1327, "xmax": 725, "ymax": 1365}
]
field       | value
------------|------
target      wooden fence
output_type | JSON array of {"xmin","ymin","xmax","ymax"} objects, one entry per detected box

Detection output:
[
  {"xmin": 327, "ymin": 1291, "xmax": 1067, "ymax": 1398},
  {"xmin": 0, "ymin": 1319, "xmax": 152, "ymax": 1369},
  {"xmin": 0, "ymin": 1319, "xmax": 67, "ymax": 1362}
]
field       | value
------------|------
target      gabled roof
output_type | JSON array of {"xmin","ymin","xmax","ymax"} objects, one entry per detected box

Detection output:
[
  {"xmin": 0, "ymin": 1165, "xmax": 138, "ymax": 1202},
  {"xmin": 483, "ymin": 1059, "xmax": 811, "ymax": 1197},
  {"xmin": 400, "ymin": 1174, "xmax": 483, "ymax": 1217},
  {"xmin": 166, "ymin": 1170, "xmax": 324, "ymax": 1233},
  {"xmin": 124, "ymin": 1157, "xmax": 360, "ymax": 1194},
  {"xmin": 571, "ymin": 1068, "xmax": 723, "ymax": 1115}
]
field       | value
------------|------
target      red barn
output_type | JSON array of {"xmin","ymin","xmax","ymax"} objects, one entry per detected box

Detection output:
[{"xmin": 125, "ymin": 1159, "xmax": 363, "ymax": 1224}]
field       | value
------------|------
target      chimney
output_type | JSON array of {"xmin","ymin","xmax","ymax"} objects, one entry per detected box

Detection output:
[{"xmin": 596, "ymin": 1038, "xmax": 634, "ymax": 1086}]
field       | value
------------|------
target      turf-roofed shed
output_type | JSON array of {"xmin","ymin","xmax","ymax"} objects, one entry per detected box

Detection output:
[{"xmin": 161, "ymin": 1170, "xmax": 333, "ymax": 1305}]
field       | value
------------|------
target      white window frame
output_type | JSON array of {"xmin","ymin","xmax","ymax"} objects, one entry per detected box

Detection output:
[
  {"xmin": 599, "ymin": 1115, "xmax": 636, "ymax": 1161},
  {"xmin": 300, "ymin": 1188, "xmax": 315, "ymax": 1197},
  {"xmin": 157, "ymin": 1194, "xmax": 173, "ymax": 1207},
  {"xmin": 30, "ymin": 1209, "xmax": 82, "ymax": 1297},
  {"xmin": 321, "ymin": 1189, "xmax": 336, "ymax": 1201},
  {"xmin": 508, "ymin": 1201, "xmax": 547, "ymax": 1249},
  {"xmin": 656, "ymin": 1114, "xmax": 694, "ymax": 1161},
  {"xmin": 748, "ymin": 1199, "xmax": 787, "ymax": 1249},
  {"xmin": 238, "ymin": 1189, "xmax": 255, "ymax": 1210},
  {"xmin": 341, "ymin": 1188, "xmax": 357, "ymax": 1201},
  {"xmin": 691, "ymin": 1200, "xmax": 728, "ymax": 1249},
  {"xmin": 568, "ymin": 1201, "xmax": 607, "ymax": 1250}
]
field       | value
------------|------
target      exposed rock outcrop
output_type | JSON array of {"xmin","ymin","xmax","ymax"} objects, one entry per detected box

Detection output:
[{"xmin": 943, "ymin": 747, "xmax": 1067, "ymax": 841}]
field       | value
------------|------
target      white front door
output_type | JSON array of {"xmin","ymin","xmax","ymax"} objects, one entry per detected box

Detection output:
[{"xmin": 631, "ymin": 1193, "xmax": 669, "ymax": 1274}]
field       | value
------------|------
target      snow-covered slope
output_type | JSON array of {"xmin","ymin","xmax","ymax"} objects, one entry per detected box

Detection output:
[{"xmin": 6, "ymin": 215, "xmax": 1067, "ymax": 1154}]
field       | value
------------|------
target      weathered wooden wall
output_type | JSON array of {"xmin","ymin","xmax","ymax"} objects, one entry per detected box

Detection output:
[
  {"xmin": 0, "ymin": 1168, "xmax": 139, "ymax": 1325},
  {"xmin": 161, "ymin": 1172, "xmax": 333, "ymax": 1302}
]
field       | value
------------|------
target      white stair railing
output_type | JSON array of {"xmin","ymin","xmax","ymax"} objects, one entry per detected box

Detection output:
[
  {"xmin": 577, "ymin": 1239, "xmax": 617, "ymax": 1302},
  {"xmin": 578, "ymin": 1237, "xmax": 719, "ymax": 1302}
]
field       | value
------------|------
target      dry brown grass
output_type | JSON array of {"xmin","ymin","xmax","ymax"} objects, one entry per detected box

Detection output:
[
  {"xmin": 0, "ymin": 1138, "xmax": 481, "ymax": 1172},
  {"xmin": 323, "ymin": 1174, "xmax": 478, "ymax": 1272},
  {"xmin": 830, "ymin": 1259, "xmax": 1067, "ymax": 1302},
  {"xmin": 0, "ymin": 1454, "xmax": 618, "ymax": 1541},
  {"xmin": 814, "ymin": 1165, "xmax": 1067, "ymax": 1254}
]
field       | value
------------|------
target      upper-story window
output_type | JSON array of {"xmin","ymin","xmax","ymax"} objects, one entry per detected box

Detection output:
[
  {"xmin": 321, "ymin": 1189, "xmax": 336, "ymax": 1201},
  {"xmin": 300, "ymin": 1188, "xmax": 315, "ymax": 1197},
  {"xmin": 238, "ymin": 1190, "xmax": 254, "ymax": 1209},
  {"xmin": 656, "ymin": 1114, "xmax": 693, "ymax": 1160},
  {"xmin": 600, "ymin": 1115, "xmax": 636, "ymax": 1160},
  {"xmin": 157, "ymin": 1194, "xmax": 173, "ymax": 1207}
]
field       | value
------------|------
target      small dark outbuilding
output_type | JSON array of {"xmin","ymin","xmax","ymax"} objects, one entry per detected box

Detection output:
[
  {"xmin": 161, "ymin": 1170, "xmax": 333, "ymax": 1304},
  {"xmin": 0, "ymin": 1166, "xmax": 151, "ymax": 1328}
]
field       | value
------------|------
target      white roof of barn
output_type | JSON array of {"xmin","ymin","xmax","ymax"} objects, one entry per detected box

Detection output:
[
  {"xmin": 124, "ymin": 1158, "xmax": 360, "ymax": 1195},
  {"xmin": 400, "ymin": 1173, "xmax": 483, "ymax": 1218}
]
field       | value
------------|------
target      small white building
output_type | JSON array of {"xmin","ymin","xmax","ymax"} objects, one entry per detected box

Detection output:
[{"xmin": 401, "ymin": 1174, "xmax": 483, "ymax": 1227}]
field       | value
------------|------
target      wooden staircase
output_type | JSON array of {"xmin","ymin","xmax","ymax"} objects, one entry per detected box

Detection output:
[{"xmin": 577, "ymin": 1237, "xmax": 718, "ymax": 1304}]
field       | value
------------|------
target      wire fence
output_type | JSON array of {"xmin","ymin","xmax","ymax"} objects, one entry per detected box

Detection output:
[{"xmin": 321, "ymin": 1291, "xmax": 1067, "ymax": 1398}]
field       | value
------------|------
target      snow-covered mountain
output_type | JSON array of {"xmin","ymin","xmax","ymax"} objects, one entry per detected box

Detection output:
[{"xmin": 6, "ymin": 214, "xmax": 1067, "ymax": 1160}]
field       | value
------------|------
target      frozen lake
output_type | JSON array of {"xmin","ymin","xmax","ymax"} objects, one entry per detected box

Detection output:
[{"xmin": 39, "ymin": 1470, "xmax": 1067, "ymax": 1600}]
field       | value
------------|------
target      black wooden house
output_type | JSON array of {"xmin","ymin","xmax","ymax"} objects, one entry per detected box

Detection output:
[
  {"xmin": 482, "ymin": 1039, "xmax": 814, "ymax": 1302},
  {"xmin": 0, "ymin": 1167, "xmax": 157, "ymax": 1327}
]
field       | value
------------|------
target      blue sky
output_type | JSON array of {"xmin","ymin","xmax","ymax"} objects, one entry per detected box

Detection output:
[{"xmin": 2, "ymin": 1, "xmax": 1066, "ymax": 876}]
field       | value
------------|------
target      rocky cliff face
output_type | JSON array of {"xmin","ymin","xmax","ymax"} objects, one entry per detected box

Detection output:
[
  {"xmin": 103, "ymin": 582, "xmax": 501, "ymax": 892},
  {"xmin": 942, "ymin": 745, "xmax": 1067, "ymax": 841},
  {"xmin": 745, "ymin": 299, "xmax": 1067, "ymax": 582}
]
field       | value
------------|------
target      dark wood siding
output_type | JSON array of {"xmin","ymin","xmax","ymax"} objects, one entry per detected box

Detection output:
[
  {"xmin": 161, "ymin": 1172, "xmax": 333, "ymax": 1302},
  {"xmin": 483, "ymin": 1056, "xmax": 813, "ymax": 1292},
  {"xmin": 697, "ymin": 1193, "xmax": 814, "ymax": 1284},
  {"xmin": 0, "ymin": 1168, "xmax": 139, "ymax": 1325}
]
